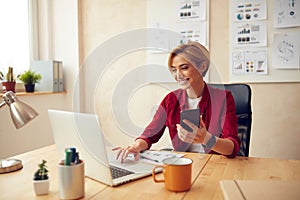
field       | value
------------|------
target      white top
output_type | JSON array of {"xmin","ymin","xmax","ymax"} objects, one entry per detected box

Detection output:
[{"xmin": 187, "ymin": 96, "xmax": 201, "ymax": 109}]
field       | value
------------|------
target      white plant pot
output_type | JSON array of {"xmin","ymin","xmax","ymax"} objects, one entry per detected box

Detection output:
[{"xmin": 33, "ymin": 179, "xmax": 50, "ymax": 196}]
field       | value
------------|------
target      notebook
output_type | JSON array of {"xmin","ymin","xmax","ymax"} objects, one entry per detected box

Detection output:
[{"xmin": 48, "ymin": 109, "xmax": 159, "ymax": 186}]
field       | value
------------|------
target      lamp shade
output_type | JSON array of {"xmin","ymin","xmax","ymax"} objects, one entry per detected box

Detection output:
[
  {"xmin": 1, "ymin": 91, "xmax": 38, "ymax": 129},
  {"xmin": 0, "ymin": 91, "xmax": 39, "ymax": 173}
]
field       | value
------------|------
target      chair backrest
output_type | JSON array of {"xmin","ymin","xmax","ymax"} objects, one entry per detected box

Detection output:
[{"xmin": 208, "ymin": 83, "xmax": 252, "ymax": 157}]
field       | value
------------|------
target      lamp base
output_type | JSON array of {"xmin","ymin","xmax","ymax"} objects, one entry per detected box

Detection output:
[{"xmin": 0, "ymin": 159, "xmax": 23, "ymax": 174}]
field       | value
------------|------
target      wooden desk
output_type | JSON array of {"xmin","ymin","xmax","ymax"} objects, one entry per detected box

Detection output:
[
  {"xmin": 0, "ymin": 145, "xmax": 106, "ymax": 199},
  {"xmin": 1, "ymin": 146, "xmax": 300, "ymax": 200},
  {"xmin": 184, "ymin": 155, "xmax": 300, "ymax": 200},
  {"xmin": 0, "ymin": 145, "xmax": 211, "ymax": 199},
  {"xmin": 220, "ymin": 180, "xmax": 300, "ymax": 200},
  {"xmin": 90, "ymin": 153, "xmax": 210, "ymax": 200}
]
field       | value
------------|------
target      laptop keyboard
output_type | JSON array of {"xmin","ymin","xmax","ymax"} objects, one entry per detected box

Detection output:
[{"xmin": 110, "ymin": 165, "xmax": 134, "ymax": 179}]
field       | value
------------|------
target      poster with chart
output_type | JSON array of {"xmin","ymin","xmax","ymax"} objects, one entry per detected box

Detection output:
[
  {"xmin": 272, "ymin": 32, "xmax": 300, "ymax": 69},
  {"xmin": 146, "ymin": 0, "xmax": 209, "ymax": 82},
  {"xmin": 177, "ymin": 0, "xmax": 206, "ymax": 21},
  {"xmin": 229, "ymin": 0, "xmax": 300, "ymax": 83},
  {"xmin": 175, "ymin": 21, "xmax": 207, "ymax": 46},
  {"xmin": 232, "ymin": 21, "xmax": 267, "ymax": 47},
  {"xmin": 232, "ymin": 50, "xmax": 268, "ymax": 75},
  {"xmin": 232, "ymin": 0, "xmax": 267, "ymax": 22},
  {"xmin": 274, "ymin": 0, "xmax": 300, "ymax": 28}
]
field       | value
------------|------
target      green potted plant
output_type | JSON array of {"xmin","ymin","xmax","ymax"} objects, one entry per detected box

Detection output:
[
  {"xmin": 1, "ymin": 66, "xmax": 16, "ymax": 92},
  {"xmin": 33, "ymin": 160, "xmax": 50, "ymax": 196},
  {"xmin": 18, "ymin": 69, "xmax": 42, "ymax": 92}
]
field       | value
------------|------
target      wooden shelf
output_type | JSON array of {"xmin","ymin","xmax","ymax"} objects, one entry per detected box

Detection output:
[{"xmin": 0, "ymin": 91, "xmax": 66, "ymax": 97}]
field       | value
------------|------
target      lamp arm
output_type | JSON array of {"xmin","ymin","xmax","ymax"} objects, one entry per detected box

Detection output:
[{"xmin": 0, "ymin": 100, "xmax": 6, "ymax": 109}]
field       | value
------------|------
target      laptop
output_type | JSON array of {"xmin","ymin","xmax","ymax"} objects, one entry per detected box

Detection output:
[{"xmin": 48, "ymin": 109, "xmax": 159, "ymax": 186}]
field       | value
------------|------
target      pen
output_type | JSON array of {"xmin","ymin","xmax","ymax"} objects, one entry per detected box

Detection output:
[
  {"xmin": 64, "ymin": 147, "xmax": 81, "ymax": 165},
  {"xmin": 64, "ymin": 149, "xmax": 72, "ymax": 165},
  {"xmin": 74, "ymin": 152, "xmax": 80, "ymax": 164},
  {"xmin": 70, "ymin": 147, "xmax": 76, "ymax": 163},
  {"xmin": 140, "ymin": 155, "xmax": 159, "ymax": 163}
]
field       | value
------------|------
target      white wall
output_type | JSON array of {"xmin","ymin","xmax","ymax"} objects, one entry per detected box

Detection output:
[{"xmin": 0, "ymin": 0, "xmax": 79, "ymax": 158}]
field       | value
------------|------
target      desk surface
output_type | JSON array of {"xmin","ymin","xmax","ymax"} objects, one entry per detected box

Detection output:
[
  {"xmin": 220, "ymin": 180, "xmax": 300, "ymax": 200},
  {"xmin": 1, "ymin": 145, "xmax": 300, "ymax": 200}
]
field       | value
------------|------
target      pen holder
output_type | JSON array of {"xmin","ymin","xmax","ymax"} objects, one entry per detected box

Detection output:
[{"xmin": 58, "ymin": 160, "xmax": 85, "ymax": 199}]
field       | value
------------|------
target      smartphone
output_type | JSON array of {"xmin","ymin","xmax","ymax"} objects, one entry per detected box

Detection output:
[{"xmin": 180, "ymin": 108, "xmax": 200, "ymax": 132}]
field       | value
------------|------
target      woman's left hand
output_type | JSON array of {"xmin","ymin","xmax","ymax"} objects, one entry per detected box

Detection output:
[{"xmin": 177, "ymin": 116, "xmax": 207, "ymax": 144}]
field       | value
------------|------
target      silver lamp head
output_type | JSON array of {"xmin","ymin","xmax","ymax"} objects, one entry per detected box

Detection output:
[
  {"xmin": 0, "ymin": 91, "xmax": 38, "ymax": 173},
  {"xmin": 1, "ymin": 91, "xmax": 38, "ymax": 129}
]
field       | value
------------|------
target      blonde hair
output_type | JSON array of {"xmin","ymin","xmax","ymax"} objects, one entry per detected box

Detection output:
[{"xmin": 168, "ymin": 41, "xmax": 210, "ymax": 76}]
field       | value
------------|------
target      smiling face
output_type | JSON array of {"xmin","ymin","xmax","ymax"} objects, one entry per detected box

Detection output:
[
  {"xmin": 169, "ymin": 55, "xmax": 204, "ymax": 98},
  {"xmin": 168, "ymin": 42, "xmax": 210, "ymax": 98}
]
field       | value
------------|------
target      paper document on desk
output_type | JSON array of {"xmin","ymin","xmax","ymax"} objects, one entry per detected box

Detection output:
[{"xmin": 140, "ymin": 150, "xmax": 185, "ymax": 165}]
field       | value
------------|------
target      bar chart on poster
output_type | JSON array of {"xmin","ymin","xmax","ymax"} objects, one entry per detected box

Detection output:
[
  {"xmin": 146, "ymin": 0, "xmax": 209, "ymax": 83},
  {"xmin": 230, "ymin": 0, "xmax": 300, "ymax": 83}
]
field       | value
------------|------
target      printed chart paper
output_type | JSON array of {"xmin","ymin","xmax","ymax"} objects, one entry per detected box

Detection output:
[
  {"xmin": 232, "ymin": 21, "xmax": 267, "ymax": 47},
  {"xmin": 274, "ymin": 0, "xmax": 300, "ymax": 28},
  {"xmin": 176, "ymin": 21, "xmax": 207, "ymax": 45},
  {"xmin": 232, "ymin": 0, "xmax": 267, "ymax": 22},
  {"xmin": 140, "ymin": 150, "xmax": 185, "ymax": 165},
  {"xmin": 177, "ymin": 0, "xmax": 206, "ymax": 21},
  {"xmin": 273, "ymin": 32, "xmax": 300, "ymax": 69},
  {"xmin": 232, "ymin": 50, "xmax": 268, "ymax": 75}
]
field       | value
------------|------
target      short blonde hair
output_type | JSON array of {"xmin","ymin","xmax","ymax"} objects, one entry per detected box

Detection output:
[{"xmin": 168, "ymin": 41, "xmax": 210, "ymax": 76}]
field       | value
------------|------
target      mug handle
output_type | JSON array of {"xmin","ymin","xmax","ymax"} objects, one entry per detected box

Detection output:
[{"xmin": 152, "ymin": 166, "xmax": 164, "ymax": 183}]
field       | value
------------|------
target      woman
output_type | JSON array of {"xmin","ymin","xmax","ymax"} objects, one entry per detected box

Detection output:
[{"xmin": 113, "ymin": 41, "xmax": 240, "ymax": 162}]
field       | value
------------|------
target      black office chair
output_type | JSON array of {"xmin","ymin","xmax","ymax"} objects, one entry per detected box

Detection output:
[{"xmin": 208, "ymin": 83, "xmax": 252, "ymax": 157}]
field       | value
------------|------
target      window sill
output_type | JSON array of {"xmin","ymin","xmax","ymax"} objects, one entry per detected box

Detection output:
[{"xmin": 0, "ymin": 91, "xmax": 66, "ymax": 97}]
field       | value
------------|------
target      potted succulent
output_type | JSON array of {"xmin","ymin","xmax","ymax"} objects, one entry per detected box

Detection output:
[
  {"xmin": 1, "ymin": 67, "xmax": 16, "ymax": 92},
  {"xmin": 33, "ymin": 160, "xmax": 50, "ymax": 196},
  {"xmin": 18, "ymin": 69, "xmax": 42, "ymax": 92}
]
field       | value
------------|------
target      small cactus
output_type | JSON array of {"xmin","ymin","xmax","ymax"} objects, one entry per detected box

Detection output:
[
  {"xmin": 33, "ymin": 160, "xmax": 49, "ymax": 181},
  {"xmin": 5, "ymin": 67, "xmax": 15, "ymax": 82}
]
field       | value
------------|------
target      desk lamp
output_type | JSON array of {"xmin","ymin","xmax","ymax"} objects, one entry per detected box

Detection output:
[{"xmin": 0, "ymin": 91, "xmax": 38, "ymax": 173}]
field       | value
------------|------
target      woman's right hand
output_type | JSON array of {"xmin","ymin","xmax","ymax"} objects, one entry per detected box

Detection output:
[{"xmin": 112, "ymin": 139, "xmax": 148, "ymax": 163}]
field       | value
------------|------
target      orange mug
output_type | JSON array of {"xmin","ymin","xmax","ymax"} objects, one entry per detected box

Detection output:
[{"xmin": 152, "ymin": 157, "xmax": 193, "ymax": 192}]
